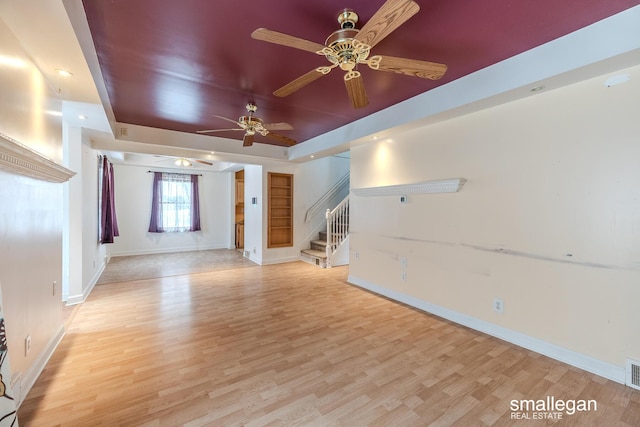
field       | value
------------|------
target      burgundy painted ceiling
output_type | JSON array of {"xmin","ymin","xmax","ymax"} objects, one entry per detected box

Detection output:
[{"xmin": 82, "ymin": 0, "xmax": 638, "ymax": 147}]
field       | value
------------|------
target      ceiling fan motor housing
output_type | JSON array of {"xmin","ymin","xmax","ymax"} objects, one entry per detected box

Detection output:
[{"xmin": 324, "ymin": 10, "xmax": 370, "ymax": 72}]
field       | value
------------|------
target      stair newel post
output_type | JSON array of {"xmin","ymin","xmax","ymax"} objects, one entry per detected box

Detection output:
[{"xmin": 326, "ymin": 208, "xmax": 332, "ymax": 268}]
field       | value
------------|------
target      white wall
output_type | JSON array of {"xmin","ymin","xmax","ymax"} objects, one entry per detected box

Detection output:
[
  {"xmin": 348, "ymin": 64, "xmax": 640, "ymax": 383},
  {"xmin": 243, "ymin": 164, "xmax": 263, "ymax": 263},
  {"xmin": 0, "ymin": 18, "xmax": 65, "ymax": 405},
  {"xmin": 108, "ymin": 163, "xmax": 232, "ymax": 256},
  {"xmin": 64, "ymin": 126, "xmax": 108, "ymax": 305}
]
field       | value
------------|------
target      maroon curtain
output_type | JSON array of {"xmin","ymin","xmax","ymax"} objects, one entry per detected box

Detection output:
[
  {"xmin": 190, "ymin": 174, "xmax": 201, "ymax": 232},
  {"xmin": 148, "ymin": 172, "xmax": 163, "ymax": 232},
  {"xmin": 100, "ymin": 156, "xmax": 120, "ymax": 243}
]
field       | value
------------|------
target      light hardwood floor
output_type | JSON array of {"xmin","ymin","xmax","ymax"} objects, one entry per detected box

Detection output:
[{"xmin": 19, "ymin": 262, "xmax": 640, "ymax": 426}]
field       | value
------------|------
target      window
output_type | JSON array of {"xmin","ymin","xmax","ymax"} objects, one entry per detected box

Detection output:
[{"xmin": 148, "ymin": 172, "xmax": 201, "ymax": 233}]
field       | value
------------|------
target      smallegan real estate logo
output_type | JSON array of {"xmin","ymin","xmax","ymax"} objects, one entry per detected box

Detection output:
[{"xmin": 510, "ymin": 396, "xmax": 597, "ymax": 420}]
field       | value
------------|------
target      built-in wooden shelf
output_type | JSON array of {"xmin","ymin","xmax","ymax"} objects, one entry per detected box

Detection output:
[
  {"xmin": 235, "ymin": 170, "xmax": 244, "ymax": 248},
  {"xmin": 268, "ymin": 172, "xmax": 293, "ymax": 248}
]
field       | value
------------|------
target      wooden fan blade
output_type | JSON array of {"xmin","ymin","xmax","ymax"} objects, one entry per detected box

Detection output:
[
  {"xmin": 251, "ymin": 28, "xmax": 325, "ymax": 54},
  {"xmin": 263, "ymin": 122, "xmax": 294, "ymax": 131},
  {"xmin": 376, "ymin": 55, "xmax": 447, "ymax": 80},
  {"xmin": 355, "ymin": 0, "xmax": 419, "ymax": 49},
  {"xmin": 213, "ymin": 115, "xmax": 241, "ymax": 126},
  {"xmin": 344, "ymin": 74, "xmax": 368, "ymax": 109},
  {"xmin": 197, "ymin": 128, "xmax": 242, "ymax": 134},
  {"xmin": 195, "ymin": 159, "xmax": 213, "ymax": 166},
  {"xmin": 243, "ymin": 133, "xmax": 254, "ymax": 147},
  {"xmin": 274, "ymin": 69, "xmax": 325, "ymax": 97},
  {"xmin": 265, "ymin": 132, "xmax": 297, "ymax": 147}
]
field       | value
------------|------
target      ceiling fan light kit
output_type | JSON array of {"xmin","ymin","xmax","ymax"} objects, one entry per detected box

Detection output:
[
  {"xmin": 251, "ymin": 0, "xmax": 448, "ymax": 109},
  {"xmin": 174, "ymin": 158, "xmax": 192, "ymax": 167}
]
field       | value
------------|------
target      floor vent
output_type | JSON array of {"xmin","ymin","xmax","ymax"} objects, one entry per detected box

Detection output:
[{"xmin": 626, "ymin": 358, "xmax": 640, "ymax": 391}]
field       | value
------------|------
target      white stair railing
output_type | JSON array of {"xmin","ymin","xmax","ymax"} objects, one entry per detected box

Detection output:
[{"xmin": 325, "ymin": 195, "xmax": 349, "ymax": 268}]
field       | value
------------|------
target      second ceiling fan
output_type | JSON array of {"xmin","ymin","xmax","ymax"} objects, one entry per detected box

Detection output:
[
  {"xmin": 252, "ymin": 0, "xmax": 447, "ymax": 109},
  {"xmin": 198, "ymin": 103, "xmax": 296, "ymax": 147}
]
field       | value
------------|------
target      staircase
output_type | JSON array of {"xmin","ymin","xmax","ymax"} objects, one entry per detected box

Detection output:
[
  {"xmin": 301, "ymin": 195, "xmax": 349, "ymax": 268},
  {"xmin": 301, "ymin": 231, "xmax": 329, "ymax": 267}
]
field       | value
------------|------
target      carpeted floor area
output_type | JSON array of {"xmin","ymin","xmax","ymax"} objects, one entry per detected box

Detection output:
[{"xmin": 96, "ymin": 248, "xmax": 257, "ymax": 284}]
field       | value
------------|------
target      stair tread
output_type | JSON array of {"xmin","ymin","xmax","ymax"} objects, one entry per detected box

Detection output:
[
  {"xmin": 301, "ymin": 249, "xmax": 327, "ymax": 259},
  {"xmin": 310, "ymin": 239, "xmax": 327, "ymax": 247}
]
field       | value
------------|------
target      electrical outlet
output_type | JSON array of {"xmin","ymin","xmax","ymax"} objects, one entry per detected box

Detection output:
[
  {"xmin": 25, "ymin": 335, "xmax": 31, "ymax": 356},
  {"xmin": 401, "ymin": 272, "xmax": 407, "ymax": 281},
  {"xmin": 355, "ymin": 251, "xmax": 359, "ymax": 260},
  {"xmin": 400, "ymin": 257, "xmax": 407, "ymax": 268},
  {"xmin": 493, "ymin": 298, "xmax": 504, "ymax": 313}
]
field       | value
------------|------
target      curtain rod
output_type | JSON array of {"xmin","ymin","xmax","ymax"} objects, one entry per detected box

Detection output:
[{"xmin": 147, "ymin": 170, "xmax": 202, "ymax": 176}]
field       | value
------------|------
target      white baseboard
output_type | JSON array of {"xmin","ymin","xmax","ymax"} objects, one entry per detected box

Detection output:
[
  {"xmin": 261, "ymin": 255, "xmax": 300, "ymax": 265},
  {"xmin": 15, "ymin": 325, "xmax": 65, "ymax": 408},
  {"xmin": 111, "ymin": 244, "xmax": 228, "ymax": 257},
  {"xmin": 66, "ymin": 258, "xmax": 104, "ymax": 305},
  {"xmin": 347, "ymin": 275, "xmax": 626, "ymax": 384}
]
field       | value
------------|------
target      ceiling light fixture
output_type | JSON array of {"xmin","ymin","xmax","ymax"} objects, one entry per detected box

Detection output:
[
  {"xmin": 175, "ymin": 158, "xmax": 192, "ymax": 167},
  {"xmin": 530, "ymin": 85, "xmax": 545, "ymax": 92},
  {"xmin": 55, "ymin": 68, "xmax": 73, "ymax": 77},
  {"xmin": 78, "ymin": 115, "xmax": 87, "ymax": 120},
  {"xmin": 604, "ymin": 74, "xmax": 630, "ymax": 87}
]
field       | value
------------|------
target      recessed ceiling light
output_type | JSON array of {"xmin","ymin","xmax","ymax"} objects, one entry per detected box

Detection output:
[
  {"xmin": 78, "ymin": 115, "xmax": 87, "ymax": 120},
  {"xmin": 604, "ymin": 74, "xmax": 630, "ymax": 87},
  {"xmin": 310, "ymin": 155, "xmax": 315, "ymax": 158},
  {"xmin": 530, "ymin": 85, "xmax": 545, "ymax": 92},
  {"xmin": 55, "ymin": 68, "xmax": 73, "ymax": 77}
]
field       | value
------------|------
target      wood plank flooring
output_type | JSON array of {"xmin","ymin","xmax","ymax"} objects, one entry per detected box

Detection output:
[{"xmin": 19, "ymin": 262, "xmax": 640, "ymax": 426}]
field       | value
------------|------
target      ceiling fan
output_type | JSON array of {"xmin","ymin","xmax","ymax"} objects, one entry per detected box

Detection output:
[
  {"xmin": 197, "ymin": 103, "xmax": 296, "ymax": 147},
  {"xmin": 251, "ymin": 0, "xmax": 447, "ymax": 109}
]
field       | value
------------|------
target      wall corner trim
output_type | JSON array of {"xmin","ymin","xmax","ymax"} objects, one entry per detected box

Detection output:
[
  {"xmin": 347, "ymin": 274, "xmax": 626, "ymax": 384},
  {"xmin": 351, "ymin": 178, "xmax": 466, "ymax": 197},
  {"xmin": 0, "ymin": 132, "xmax": 76, "ymax": 183}
]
